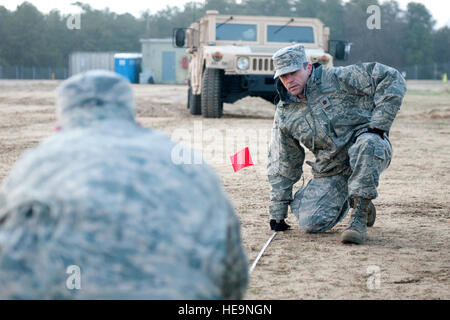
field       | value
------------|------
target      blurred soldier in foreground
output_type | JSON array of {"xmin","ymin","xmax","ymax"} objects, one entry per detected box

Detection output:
[
  {"xmin": 0, "ymin": 70, "xmax": 248, "ymax": 299},
  {"xmin": 268, "ymin": 44, "xmax": 406, "ymax": 244}
]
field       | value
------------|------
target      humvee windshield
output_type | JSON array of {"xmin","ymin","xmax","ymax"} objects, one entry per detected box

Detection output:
[
  {"xmin": 215, "ymin": 24, "xmax": 257, "ymax": 41},
  {"xmin": 267, "ymin": 25, "xmax": 314, "ymax": 43}
]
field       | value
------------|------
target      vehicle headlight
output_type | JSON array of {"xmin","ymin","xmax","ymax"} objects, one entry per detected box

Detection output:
[{"xmin": 237, "ymin": 57, "xmax": 249, "ymax": 70}]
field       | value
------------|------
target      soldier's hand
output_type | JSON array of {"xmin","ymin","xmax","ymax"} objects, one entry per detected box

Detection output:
[{"xmin": 270, "ymin": 219, "xmax": 291, "ymax": 231}]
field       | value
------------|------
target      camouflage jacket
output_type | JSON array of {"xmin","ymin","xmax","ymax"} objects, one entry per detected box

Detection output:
[
  {"xmin": 0, "ymin": 71, "xmax": 248, "ymax": 299},
  {"xmin": 268, "ymin": 63, "xmax": 406, "ymax": 220}
]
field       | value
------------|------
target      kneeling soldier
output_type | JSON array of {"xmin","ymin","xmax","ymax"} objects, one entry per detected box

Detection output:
[{"xmin": 268, "ymin": 44, "xmax": 406, "ymax": 244}]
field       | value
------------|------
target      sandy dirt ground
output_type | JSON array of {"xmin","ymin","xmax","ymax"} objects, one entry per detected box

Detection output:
[{"xmin": 0, "ymin": 79, "xmax": 449, "ymax": 299}]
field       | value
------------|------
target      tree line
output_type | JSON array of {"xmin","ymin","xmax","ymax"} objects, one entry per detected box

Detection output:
[{"xmin": 0, "ymin": 0, "xmax": 449, "ymax": 69}]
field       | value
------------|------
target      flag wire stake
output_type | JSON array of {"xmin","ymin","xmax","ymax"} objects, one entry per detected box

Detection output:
[{"xmin": 248, "ymin": 231, "xmax": 278, "ymax": 275}]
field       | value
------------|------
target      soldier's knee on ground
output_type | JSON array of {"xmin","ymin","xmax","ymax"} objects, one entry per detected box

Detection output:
[
  {"xmin": 298, "ymin": 211, "xmax": 337, "ymax": 234},
  {"xmin": 298, "ymin": 219, "xmax": 325, "ymax": 233},
  {"xmin": 293, "ymin": 175, "xmax": 350, "ymax": 234}
]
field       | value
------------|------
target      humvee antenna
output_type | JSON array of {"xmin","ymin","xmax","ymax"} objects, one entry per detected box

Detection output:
[
  {"xmin": 216, "ymin": 16, "xmax": 234, "ymax": 29},
  {"xmin": 274, "ymin": 18, "xmax": 295, "ymax": 34}
]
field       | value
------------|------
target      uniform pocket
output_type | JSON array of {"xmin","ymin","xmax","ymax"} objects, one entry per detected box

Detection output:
[
  {"xmin": 375, "ymin": 137, "xmax": 393, "ymax": 169},
  {"xmin": 318, "ymin": 97, "xmax": 339, "ymax": 138},
  {"xmin": 373, "ymin": 143, "xmax": 386, "ymax": 161},
  {"xmin": 267, "ymin": 136, "xmax": 280, "ymax": 176}
]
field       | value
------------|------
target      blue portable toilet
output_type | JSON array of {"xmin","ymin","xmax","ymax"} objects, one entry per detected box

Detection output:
[{"xmin": 114, "ymin": 53, "xmax": 142, "ymax": 83}]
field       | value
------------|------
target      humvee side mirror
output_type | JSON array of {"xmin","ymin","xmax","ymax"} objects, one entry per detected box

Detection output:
[
  {"xmin": 173, "ymin": 28, "xmax": 186, "ymax": 48},
  {"xmin": 328, "ymin": 40, "xmax": 351, "ymax": 61}
]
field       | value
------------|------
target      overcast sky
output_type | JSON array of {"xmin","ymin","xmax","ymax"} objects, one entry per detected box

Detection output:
[{"xmin": 1, "ymin": 0, "xmax": 449, "ymax": 28}]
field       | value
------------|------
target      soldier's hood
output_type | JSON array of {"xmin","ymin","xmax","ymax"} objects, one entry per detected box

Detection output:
[{"xmin": 275, "ymin": 64, "xmax": 323, "ymax": 106}]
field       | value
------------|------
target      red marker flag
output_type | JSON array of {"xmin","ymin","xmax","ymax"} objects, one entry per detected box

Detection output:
[{"xmin": 230, "ymin": 147, "xmax": 253, "ymax": 172}]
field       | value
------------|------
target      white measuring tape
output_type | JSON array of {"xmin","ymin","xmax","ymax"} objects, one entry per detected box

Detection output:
[{"xmin": 248, "ymin": 231, "xmax": 278, "ymax": 275}]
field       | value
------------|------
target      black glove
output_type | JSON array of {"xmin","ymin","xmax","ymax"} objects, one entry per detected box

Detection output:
[{"xmin": 270, "ymin": 219, "xmax": 291, "ymax": 231}]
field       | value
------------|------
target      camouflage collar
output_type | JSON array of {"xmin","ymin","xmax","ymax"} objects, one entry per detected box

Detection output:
[{"xmin": 304, "ymin": 64, "xmax": 323, "ymax": 98}]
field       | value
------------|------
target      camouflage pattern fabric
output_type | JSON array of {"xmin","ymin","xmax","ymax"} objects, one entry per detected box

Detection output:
[
  {"xmin": 0, "ymin": 70, "xmax": 248, "ymax": 299},
  {"xmin": 268, "ymin": 62, "xmax": 406, "ymax": 224},
  {"xmin": 348, "ymin": 132, "xmax": 392, "ymax": 200},
  {"xmin": 290, "ymin": 133, "xmax": 392, "ymax": 233},
  {"xmin": 272, "ymin": 44, "xmax": 308, "ymax": 79}
]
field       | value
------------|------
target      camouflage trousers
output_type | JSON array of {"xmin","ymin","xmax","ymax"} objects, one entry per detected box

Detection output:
[{"xmin": 291, "ymin": 133, "xmax": 392, "ymax": 233}]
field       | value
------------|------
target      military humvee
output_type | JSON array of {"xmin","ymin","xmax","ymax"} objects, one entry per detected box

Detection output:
[{"xmin": 174, "ymin": 10, "xmax": 350, "ymax": 118}]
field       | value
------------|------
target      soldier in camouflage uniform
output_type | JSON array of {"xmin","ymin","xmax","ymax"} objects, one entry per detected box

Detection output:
[
  {"xmin": 0, "ymin": 70, "xmax": 248, "ymax": 299},
  {"xmin": 268, "ymin": 44, "xmax": 406, "ymax": 244}
]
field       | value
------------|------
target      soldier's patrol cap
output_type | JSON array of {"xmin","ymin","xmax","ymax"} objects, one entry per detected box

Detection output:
[
  {"xmin": 56, "ymin": 70, "xmax": 136, "ymax": 127},
  {"xmin": 57, "ymin": 70, "xmax": 134, "ymax": 113},
  {"xmin": 272, "ymin": 44, "xmax": 308, "ymax": 79}
]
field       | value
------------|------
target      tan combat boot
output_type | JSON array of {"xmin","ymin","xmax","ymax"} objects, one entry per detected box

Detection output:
[
  {"xmin": 367, "ymin": 201, "xmax": 376, "ymax": 227},
  {"xmin": 349, "ymin": 197, "xmax": 376, "ymax": 227},
  {"xmin": 341, "ymin": 197, "xmax": 371, "ymax": 244}
]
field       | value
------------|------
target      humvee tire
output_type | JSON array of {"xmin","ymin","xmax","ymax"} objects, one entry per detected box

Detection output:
[
  {"xmin": 187, "ymin": 86, "xmax": 191, "ymax": 109},
  {"xmin": 188, "ymin": 86, "xmax": 202, "ymax": 115},
  {"xmin": 201, "ymin": 68, "xmax": 223, "ymax": 118}
]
